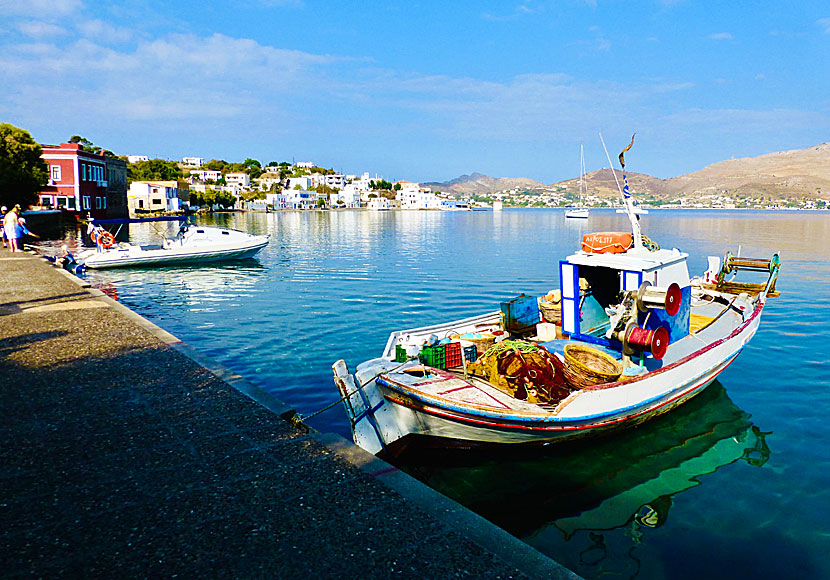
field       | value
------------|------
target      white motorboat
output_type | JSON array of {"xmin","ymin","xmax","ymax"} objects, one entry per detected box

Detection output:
[
  {"xmin": 78, "ymin": 220, "xmax": 269, "ymax": 269},
  {"xmin": 332, "ymin": 138, "xmax": 781, "ymax": 456}
]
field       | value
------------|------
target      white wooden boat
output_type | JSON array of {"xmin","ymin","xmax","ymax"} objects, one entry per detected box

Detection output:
[
  {"xmin": 78, "ymin": 221, "xmax": 269, "ymax": 269},
  {"xmin": 332, "ymin": 140, "xmax": 780, "ymax": 456}
]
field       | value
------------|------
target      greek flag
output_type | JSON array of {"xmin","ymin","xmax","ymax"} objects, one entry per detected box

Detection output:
[{"xmin": 618, "ymin": 133, "xmax": 636, "ymax": 199}]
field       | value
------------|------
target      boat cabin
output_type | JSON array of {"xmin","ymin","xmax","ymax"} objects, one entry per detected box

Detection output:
[{"xmin": 559, "ymin": 243, "xmax": 692, "ymax": 356}]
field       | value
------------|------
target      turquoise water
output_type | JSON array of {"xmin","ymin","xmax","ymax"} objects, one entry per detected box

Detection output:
[{"xmin": 67, "ymin": 209, "xmax": 830, "ymax": 579}]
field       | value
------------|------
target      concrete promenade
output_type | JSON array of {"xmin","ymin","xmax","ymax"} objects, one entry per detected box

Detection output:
[{"xmin": 0, "ymin": 247, "xmax": 578, "ymax": 579}]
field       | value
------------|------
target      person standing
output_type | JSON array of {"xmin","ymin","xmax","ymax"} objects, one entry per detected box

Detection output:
[
  {"xmin": 0, "ymin": 206, "xmax": 7, "ymax": 248},
  {"xmin": 3, "ymin": 205, "xmax": 21, "ymax": 252}
]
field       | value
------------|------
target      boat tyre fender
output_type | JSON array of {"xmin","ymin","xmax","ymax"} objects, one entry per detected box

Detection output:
[{"xmin": 99, "ymin": 231, "xmax": 115, "ymax": 248}]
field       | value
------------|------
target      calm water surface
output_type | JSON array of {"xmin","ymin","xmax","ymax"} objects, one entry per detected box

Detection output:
[{"xmin": 50, "ymin": 209, "xmax": 830, "ymax": 579}]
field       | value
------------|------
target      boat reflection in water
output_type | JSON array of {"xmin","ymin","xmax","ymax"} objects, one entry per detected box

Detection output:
[{"xmin": 392, "ymin": 382, "xmax": 770, "ymax": 579}]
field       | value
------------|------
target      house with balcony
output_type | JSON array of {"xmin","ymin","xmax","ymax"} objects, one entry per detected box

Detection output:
[
  {"xmin": 284, "ymin": 189, "xmax": 324, "ymax": 209},
  {"xmin": 225, "ymin": 172, "xmax": 251, "ymax": 189},
  {"xmin": 128, "ymin": 181, "xmax": 184, "ymax": 215},
  {"xmin": 39, "ymin": 142, "xmax": 113, "ymax": 218}
]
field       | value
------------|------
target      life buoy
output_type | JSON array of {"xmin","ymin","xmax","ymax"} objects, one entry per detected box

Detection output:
[
  {"xmin": 98, "ymin": 231, "xmax": 115, "ymax": 248},
  {"xmin": 581, "ymin": 232, "xmax": 633, "ymax": 254},
  {"xmin": 90, "ymin": 230, "xmax": 99, "ymax": 244}
]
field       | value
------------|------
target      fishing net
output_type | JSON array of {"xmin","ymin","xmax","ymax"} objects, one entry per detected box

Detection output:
[{"xmin": 467, "ymin": 340, "xmax": 571, "ymax": 405}]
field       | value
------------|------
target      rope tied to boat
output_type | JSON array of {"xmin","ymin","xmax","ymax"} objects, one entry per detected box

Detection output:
[{"xmin": 294, "ymin": 358, "xmax": 415, "ymax": 426}]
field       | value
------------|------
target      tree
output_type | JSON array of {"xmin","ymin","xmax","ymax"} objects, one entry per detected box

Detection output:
[
  {"xmin": 0, "ymin": 123, "xmax": 48, "ymax": 209},
  {"xmin": 68, "ymin": 135, "xmax": 115, "ymax": 156},
  {"xmin": 128, "ymin": 159, "xmax": 184, "ymax": 183}
]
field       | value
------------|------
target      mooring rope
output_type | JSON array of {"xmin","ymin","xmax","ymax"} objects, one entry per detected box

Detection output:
[{"xmin": 295, "ymin": 358, "xmax": 415, "ymax": 424}]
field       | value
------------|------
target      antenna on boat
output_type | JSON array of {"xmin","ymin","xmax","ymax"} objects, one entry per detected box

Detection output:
[{"xmin": 599, "ymin": 132, "xmax": 643, "ymax": 251}]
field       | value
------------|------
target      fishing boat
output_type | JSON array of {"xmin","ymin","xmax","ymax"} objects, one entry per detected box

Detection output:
[
  {"xmin": 565, "ymin": 144, "xmax": 590, "ymax": 219},
  {"xmin": 76, "ymin": 217, "xmax": 269, "ymax": 269},
  {"xmin": 332, "ymin": 137, "xmax": 781, "ymax": 456}
]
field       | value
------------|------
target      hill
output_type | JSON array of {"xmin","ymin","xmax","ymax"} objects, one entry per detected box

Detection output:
[
  {"xmin": 430, "ymin": 143, "xmax": 830, "ymax": 203},
  {"xmin": 425, "ymin": 173, "xmax": 545, "ymax": 195},
  {"xmin": 557, "ymin": 142, "xmax": 830, "ymax": 202}
]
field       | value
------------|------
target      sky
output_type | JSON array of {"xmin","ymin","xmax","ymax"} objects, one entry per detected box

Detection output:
[{"xmin": 1, "ymin": 0, "xmax": 828, "ymax": 183}]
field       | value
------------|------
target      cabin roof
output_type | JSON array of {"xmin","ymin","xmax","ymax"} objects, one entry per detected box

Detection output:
[{"xmin": 565, "ymin": 247, "xmax": 688, "ymax": 273}]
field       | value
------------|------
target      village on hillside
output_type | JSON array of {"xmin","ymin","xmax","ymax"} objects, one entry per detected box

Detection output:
[{"xmin": 29, "ymin": 135, "xmax": 830, "ymax": 220}]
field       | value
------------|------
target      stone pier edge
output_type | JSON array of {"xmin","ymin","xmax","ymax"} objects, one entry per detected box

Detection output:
[{"xmin": 45, "ymin": 253, "xmax": 580, "ymax": 580}]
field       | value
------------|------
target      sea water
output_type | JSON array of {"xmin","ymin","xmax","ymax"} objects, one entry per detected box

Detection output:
[{"xmin": 67, "ymin": 209, "xmax": 830, "ymax": 580}]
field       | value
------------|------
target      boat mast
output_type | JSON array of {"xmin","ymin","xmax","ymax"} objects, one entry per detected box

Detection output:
[
  {"xmin": 579, "ymin": 143, "xmax": 585, "ymax": 207},
  {"xmin": 599, "ymin": 132, "xmax": 642, "ymax": 250}
]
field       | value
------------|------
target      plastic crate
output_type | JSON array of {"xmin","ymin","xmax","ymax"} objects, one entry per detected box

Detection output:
[
  {"xmin": 419, "ymin": 344, "xmax": 446, "ymax": 369},
  {"xmin": 395, "ymin": 344, "xmax": 407, "ymax": 362},
  {"xmin": 463, "ymin": 345, "xmax": 478, "ymax": 364},
  {"xmin": 445, "ymin": 342, "xmax": 462, "ymax": 367}
]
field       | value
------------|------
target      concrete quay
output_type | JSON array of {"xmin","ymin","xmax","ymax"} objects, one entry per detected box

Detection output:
[{"xmin": 0, "ymin": 247, "xmax": 578, "ymax": 579}]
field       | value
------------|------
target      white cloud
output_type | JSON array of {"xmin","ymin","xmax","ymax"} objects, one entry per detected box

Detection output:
[
  {"xmin": 709, "ymin": 32, "xmax": 733, "ymax": 40},
  {"xmin": 75, "ymin": 19, "xmax": 134, "ymax": 44},
  {"xmin": 0, "ymin": 0, "xmax": 83, "ymax": 18},
  {"xmin": 16, "ymin": 20, "xmax": 69, "ymax": 39},
  {"xmin": 818, "ymin": 18, "xmax": 830, "ymax": 34},
  {"xmin": 0, "ymin": 32, "xmax": 348, "ymax": 124}
]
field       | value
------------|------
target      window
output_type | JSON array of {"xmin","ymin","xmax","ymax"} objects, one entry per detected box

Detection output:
[
  {"xmin": 51, "ymin": 165, "xmax": 61, "ymax": 181},
  {"xmin": 102, "ymin": 197, "xmax": 107, "ymax": 209},
  {"xmin": 82, "ymin": 196, "xmax": 91, "ymax": 210},
  {"xmin": 95, "ymin": 197, "xmax": 101, "ymax": 209}
]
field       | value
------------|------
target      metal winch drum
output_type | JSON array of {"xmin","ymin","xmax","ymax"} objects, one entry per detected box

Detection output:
[
  {"xmin": 637, "ymin": 281, "xmax": 681, "ymax": 317},
  {"xmin": 623, "ymin": 322, "xmax": 669, "ymax": 360}
]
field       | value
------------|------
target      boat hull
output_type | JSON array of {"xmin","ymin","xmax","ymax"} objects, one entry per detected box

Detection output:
[
  {"xmin": 82, "ymin": 240, "xmax": 268, "ymax": 268},
  {"xmin": 565, "ymin": 208, "xmax": 589, "ymax": 219},
  {"xmin": 333, "ymin": 297, "xmax": 764, "ymax": 455}
]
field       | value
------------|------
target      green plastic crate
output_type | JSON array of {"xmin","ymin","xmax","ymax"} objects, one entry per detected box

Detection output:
[
  {"xmin": 419, "ymin": 344, "xmax": 446, "ymax": 369},
  {"xmin": 395, "ymin": 344, "xmax": 407, "ymax": 362}
]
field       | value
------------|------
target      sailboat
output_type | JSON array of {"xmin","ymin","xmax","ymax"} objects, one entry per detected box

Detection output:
[{"xmin": 565, "ymin": 144, "xmax": 590, "ymax": 219}]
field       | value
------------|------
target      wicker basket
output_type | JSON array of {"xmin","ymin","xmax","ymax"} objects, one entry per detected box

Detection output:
[{"xmin": 562, "ymin": 344, "xmax": 622, "ymax": 389}]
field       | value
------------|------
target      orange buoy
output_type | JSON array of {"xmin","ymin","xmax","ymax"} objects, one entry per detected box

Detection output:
[{"xmin": 581, "ymin": 232, "xmax": 633, "ymax": 254}]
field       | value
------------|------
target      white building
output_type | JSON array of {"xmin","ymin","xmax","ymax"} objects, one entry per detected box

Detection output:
[
  {"xmin": 367, "ymin": 197, "xmax": 390, "ymax": 211},
  {"xmin": 266, "ymin": 192, "xmax": 287, "ymax": 209},
  {"xmin": 225, "ymin": 172, "xmax": 251, "ymax": 189},
  {"xmin": 190, "ymin": 170, "xmax": 222, "ymax": 182},
  {"xmin": 127, "ymin": 155, "xmax": 149, "ymax": 164},
  {"xmin": 283, "ymin": 189, "xmax": 324, "ymax": 209},
  {"xmin": 330, "ymin": 185, "xmax": 361, "ymax": 208},
  {"xmin": 286, "ymin": 176, "xmax": 312, "ymax": 191},
  {"xmin": 128, "ymin": 181, "xmax": 183, "ymax": 214},
  {"xmin": 182, "ymin": 157, "xmax": 204, "ymax": 167},
  {"xmin": 395, "ymin": 182, "xmax": 441, "ymax": 209},
  {"xmin": 295, "ymin": 161, "xmax": 314, "ymax": 169}
]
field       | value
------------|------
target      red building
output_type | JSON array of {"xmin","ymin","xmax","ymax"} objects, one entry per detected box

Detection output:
[{"xmin": 39, "ymin": 143, "xmax": 112, "ymax": 219}]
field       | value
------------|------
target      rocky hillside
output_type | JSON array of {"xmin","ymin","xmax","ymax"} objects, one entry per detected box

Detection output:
[
  {"xmin": 425, "ymin": 172, "xmax": 545, "ymax": 195},
  {"xmin": 661, "ymin": 142, "xmax": 830, "ymax": 200},
  {"xmin": 432, "ymin": 143, "xmax": 830, "ymax": 202}
]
